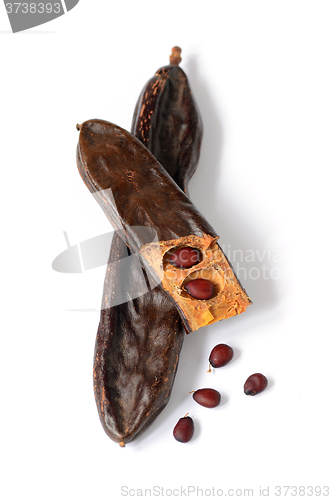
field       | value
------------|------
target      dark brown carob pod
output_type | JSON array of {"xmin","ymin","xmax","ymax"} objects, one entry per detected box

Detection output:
[
  {"xmin": 76, "ymin": 119, "xmax": 251, "ymax": 333},
  {"xmin": 93, "ymin": 232, "xmax": 184, "ymax": 446},
  {"xmin": 132, "ymin": 46, "xmax": 202, "ymax": 194},
  {"xmin": 92, "ymin": 49, "xmax": 203, "ymax": 446}
]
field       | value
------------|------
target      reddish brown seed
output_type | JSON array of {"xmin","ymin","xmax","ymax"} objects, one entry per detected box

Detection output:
[
  {"xmin": 192, "ymin": 388, "xmax": 221, "ymax": 408},
  {"xmin": 184, "ymin": 279, "xmax": 214, "ymax": 300},
  {"xmin": 209, "ymin": 344, "xmax": 234, "ymax": 369},
  {"xmin": 169, "ymin": 247, "xmax": 202, "ymax": 268},
  {"xmin": 244, "ymin": 373, "xmax": 268, "ymax": 396},
  {"xmin": 173, "ymin": 415, "xmax": 194, "ymax": 443}
]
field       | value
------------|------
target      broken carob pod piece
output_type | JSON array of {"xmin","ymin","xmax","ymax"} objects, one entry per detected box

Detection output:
[
  {"xmin": 244, "ymin": 373, "xmax": 268, "ymax": 396},
  {"xmin": 93, "ymin": 49, "xmax": 203, "ymax": 446},
  {"xmin": 191, "ymin": 388, "xmax": 221, "ymax": 408},
  {"xmin": 77, "ymin": 120, "xmax": 251, "ymax": 333},
  {"xmin": 208, "ymin": 343, "xmax": 234, "ymax": 372},
  {"xmin": 173, "ymin": 413, "xmax": 194, "ymax": 443},
  {"xmin": 132, "ymin": 46, "xmax": 202, "ymax": 195}
]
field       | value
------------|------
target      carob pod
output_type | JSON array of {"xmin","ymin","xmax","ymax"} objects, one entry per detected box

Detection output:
[
  {"xmin": 132, "ymin": 46, "xmax": 202, "ymax": 195},
  {"xmin": 94, "ymin": 234, "xmax": 184, "ymax": 447},
  {"xmin": 92, "ymin": 48, "xmax": 203, "ymax": 446},
  {"xmin": 76, "ymin": 119, "xmax": 251, "ymax": 333}
]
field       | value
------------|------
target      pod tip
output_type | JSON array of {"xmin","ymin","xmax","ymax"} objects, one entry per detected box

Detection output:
[
  {"xmin": 170, "ymin": 46, "xmax": 182, "ymax": 65},
  {"xmin": 76, "ymin": 123, "xmax": 81, "ymax": 131},
  {"xmin": 119, "ymin": 441, "xmax": 126, "ymax": 448}
]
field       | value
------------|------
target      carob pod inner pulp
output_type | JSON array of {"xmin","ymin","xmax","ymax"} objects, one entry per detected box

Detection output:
[{"xmin": 77, "ymin": 119, "xmax": 251, "ymax": 333}]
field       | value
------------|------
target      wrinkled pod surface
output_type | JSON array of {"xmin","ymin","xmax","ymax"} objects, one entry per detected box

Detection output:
[{"xmin": 92, "ymin": 47, "xmax": 203, "ymax": 446}]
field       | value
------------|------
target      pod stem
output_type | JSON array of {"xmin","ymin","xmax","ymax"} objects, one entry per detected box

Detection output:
[
  {"xmin": 170, "ymin": 46, "xmax": 182, "ymax": 65},
  {"xmin": 119, "ymin": 441, "xmax": 126, "ymax": 448},
  {"xmin": 207, "ymin": 363, "xmax": 212, "ymax": 373},
  {"xmin": 76, "ymin": 123, "xmax": 81, "ymax": 131}
]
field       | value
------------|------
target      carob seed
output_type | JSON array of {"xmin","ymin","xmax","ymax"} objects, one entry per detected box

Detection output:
[
  {"xmin": 173, "ymin": 414, "xmax": 194, "ymax": 443},
  {"xmin": 184, "ymin": 279, "xmax": 214, "ymax": 300},
  {"xmin": 244, "ymin": 373, "xmax": 268, "ymax": 396},
  {"xmin": 209, "ymin": 344, "xmax": 234, "ymax": 369},
  {"xmin": 169, "ymin": 247, "xmax": 202, "ymax": 268},
  {"xmin": 192, "ymin": 388, "xmax": 221, "ymax": 408}
]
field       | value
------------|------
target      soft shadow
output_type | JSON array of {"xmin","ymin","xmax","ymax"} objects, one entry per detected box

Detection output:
[
  {"xmin": 190, "ymin": 416, "xmax": 201, "ymax": 442},
  {"xmin": 265, "ymin": 375, "xmax": 275, "ymax": 393},
  {"xmin": 218, "ymin": 392, "xmax": 229, "ymax": 408},
  {"xmin": 229, "ymin": 346, "xmax": 241, "ymax": 365}
]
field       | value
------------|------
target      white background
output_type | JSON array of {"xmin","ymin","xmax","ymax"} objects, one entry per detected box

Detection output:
[{"xmin": 1, "ymin": 1, "xmax": 330, "ymax": 499}]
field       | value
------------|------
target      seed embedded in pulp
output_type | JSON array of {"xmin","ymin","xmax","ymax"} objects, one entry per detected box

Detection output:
[
  {"xmin": 169, "ymin": 247, "xmax": 202, "ymax": 268},
  {"xmin": 192, "ymin": 388, "xmax": 221, "ymax": 408},
  {"xmin": 209, "ymin": 344, "xmax": 234, "ymax": 369},
  {"xmin": 244, "ymin": 373, "xmax": 268, "ymax": 396},
  {"xmin": 184, "ymin": 279, "xmax": 214, "ymax": 300},
  {"xmin": 173, "ymin": 415, "xmax": 194, "ymax": 443}
]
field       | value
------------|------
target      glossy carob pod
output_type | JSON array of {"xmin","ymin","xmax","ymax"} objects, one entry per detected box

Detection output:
[
  {"xmin": 93, "ymin": 49, "xmax": 202, "ymax": 446},
  {"xmin": 132, "ymin": 46, "xmax": 202, "ymax": 195},
  {"xmin": 76, "ymin": 118, "xmax": 251, "ymax": 333},
  {"xmin": 76, "ymin": 119, "xmax": 216, "ymax": 244},
  {"xmin": 93, "ymin": 234, "xmax": 184, "ymax": 446}
]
